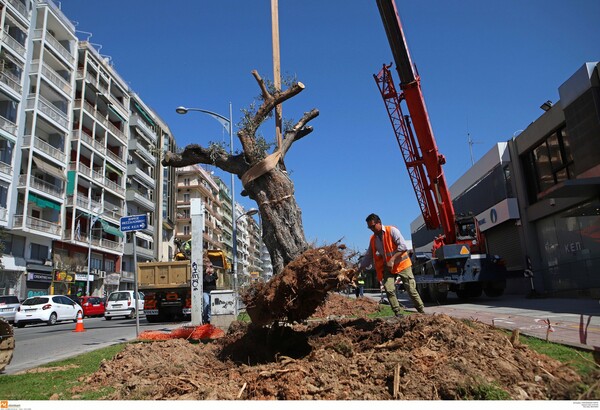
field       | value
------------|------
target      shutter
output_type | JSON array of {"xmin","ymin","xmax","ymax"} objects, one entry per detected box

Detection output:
[{"xmin": 484, "ymin": 222, "xmax": 524, "ymax": 272}]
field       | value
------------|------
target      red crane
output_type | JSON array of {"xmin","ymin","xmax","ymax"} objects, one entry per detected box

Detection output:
[{"xmin": 374, "ymin": 0, "xmax": 485, "ymax": 254}]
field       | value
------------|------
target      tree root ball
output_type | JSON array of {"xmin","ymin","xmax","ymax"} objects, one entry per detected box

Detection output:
[{"xmin": 241, "ymin": 244, "xmax": 355, "ymax": 326}]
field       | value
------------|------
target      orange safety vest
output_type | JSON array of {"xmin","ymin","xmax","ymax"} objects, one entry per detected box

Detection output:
[{"xmin": 370, "ymin": 225, "xmax": 412, "ymax": 281}]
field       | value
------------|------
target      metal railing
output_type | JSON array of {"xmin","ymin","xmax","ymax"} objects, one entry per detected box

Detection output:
[
  {"xmin": 26, "ymin": 94, "xmax": 69, "ymax": 129},
  {"xmin": 0, "ymin": 70, "xmax": 22, "ymax": 94},
  {"xmin": 1, "ymin": 32, "xmax": 26, "ymax": 56},
  {"xmin": 0, "ymin": 116, "xmax": 17, "ymax": 136},
  {"xmin": 0, "ymin": 161, "xmax": 12, "ymax": 176},
  {"xmin": 22, "ymin": 135, "xmax": 66, "ymax": 162},
  {"xmin": 13, "ymin": 214, "xmax": 60, "ymax": 235},
  {"xmin": 106, "ymin": 149, "xmax": 126, "ymax": 168},
  {"xmin": 19, "ymin": 174, "xmax": 63, "ymax": 198},
  {"xmin": 33, "ymin": 29, "xmax": 74, "ymax": 65},
  {"xmin": 31, "ymin": 60, "xmax": 71, "ymax": 95},
  {"xmin": 8, "ymin": 0, "xmax": 29, "ymax": 19}
]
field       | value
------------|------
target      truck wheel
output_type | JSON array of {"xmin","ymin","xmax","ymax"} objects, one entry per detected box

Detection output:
[
  {"xmin": 456, "ymin": 289, "xmax": 469, "ymax": 300},
  {"xmin": 146, "ymin": 315, "xmax": 158, "ymax": 323},
  {"xmin": 468, "ymin": 283, "xmax": 483, "ymax": 298},
  {"xmin": 484, "ymin": 286, "xmax": 505, "ymax": 298}
]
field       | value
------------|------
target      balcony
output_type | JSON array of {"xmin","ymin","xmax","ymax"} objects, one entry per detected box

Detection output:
[
  {"xmin": 32, "ymin": 29, "xmax": 74, "ymax": 66},
  {"xmin": 0, "ymin": 161, "xmax": 12, "ymax": 178},
  {"xmin": 106, "ymin": 121, "xmax": 126, "ymax": 144},
  {"xmin": 31, "ymin": 60, "xmax": 71, "ymax": 96},
  {"xmin": 1, "ymin": 32, "xmax": 26, "ymax": 57},
  {"xmin": 19, "ymin": 174, "xmax": 63, "ymax": 199},
  {"xmin": 127, "ymin": 163, "xmax": 155, "ymax": 187},
  {"xmin": 128, "ymin": 139, "xmax": 156, "ymax": 164},
  {"xmin": 104, "ymin": 178, "xmax": 125, "ymax": 197},
  {"xmin": 131, "ymin": 113, "xmax": 157, "ymax": 143},
  {"xmin": 13, "ymin": 214, "xmax": 60, "ymax": 236},
  {"xmin": 22, "ymin": 135, "xmax": 66, "ymax": 163},
  {"xmin": 63, "ymin": 230, "xmax": 123, "ymax": 254},
  {"xmin": 126, "ymin": 188, "xmax": 153, "ymax": 210},
  {"xmin": 0, "ymin": 70, "xmax": 22, "ymax": 96},
  {"xmin": 124, "ymin": 243, "xmax": 154, "ymax": 259},
  {"xmin": 26, "ymin": 94, "xmax": 69, "ymax": 130},
  {"xmin": 120, "ymin": 271, "xmax": 134, "ymax": 282},
  {"xmin": 8, "ymin": 0, "xmax": 29, "ymax": 21},
  {"xmin": 71, "ymin": 130, "xmax": 105, "ymax": 156},
  {"xmin": 106, "ymin": 149, "xmax": 126, "ymax": 169},
  {"xmin": 0, "ymin": 116, "xmax": 17, "ymax": 137}
]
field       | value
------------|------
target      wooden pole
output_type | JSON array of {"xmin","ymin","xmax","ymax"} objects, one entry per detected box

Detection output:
[{"xmin": 271, "ymin": 0, "xmax": 282, "ymax": 150}]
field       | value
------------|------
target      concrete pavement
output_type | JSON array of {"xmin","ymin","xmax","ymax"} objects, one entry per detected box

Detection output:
[{"xmin": 368, "ymin": 291, "xmax": 600, "ymax": 351}]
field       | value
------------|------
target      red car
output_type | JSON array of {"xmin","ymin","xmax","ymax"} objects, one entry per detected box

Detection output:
[{"xmin": 79, "ymin": 296, "xmax": 106, "ymax": 318}]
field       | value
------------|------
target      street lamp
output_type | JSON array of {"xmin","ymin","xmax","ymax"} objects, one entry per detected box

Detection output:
[
  {"xmin": 86, "ymin": 206, "xmax": 103, "ymax": 296},
  {"xmin": 175, "ymin": 104, "xmax": 235, "ymax": 272}
]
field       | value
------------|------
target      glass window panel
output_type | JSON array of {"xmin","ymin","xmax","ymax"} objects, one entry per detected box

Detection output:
[{"xmin": 533, "ymin": 143, "xmax": 554, "ymax": 192}]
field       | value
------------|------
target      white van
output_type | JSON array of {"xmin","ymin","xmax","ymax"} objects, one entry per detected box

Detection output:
[{"xmin": 104, "ymin": 290, "xmax": 144, "ymax": 320}]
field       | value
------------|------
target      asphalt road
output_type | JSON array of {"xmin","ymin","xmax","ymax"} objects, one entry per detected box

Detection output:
[{"xmin": 2, "ymin": 315, "xmax": 183, "ymax": 375}]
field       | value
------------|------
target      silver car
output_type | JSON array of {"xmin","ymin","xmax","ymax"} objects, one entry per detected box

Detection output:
[{"xmin": 0, "ymin": 295, "xmax": 20, "ymax": 323}]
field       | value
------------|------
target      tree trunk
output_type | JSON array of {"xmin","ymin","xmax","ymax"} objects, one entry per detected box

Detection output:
[{"xmin": 162, "ymin": 70, "xmax": 319, "ymax": 275}]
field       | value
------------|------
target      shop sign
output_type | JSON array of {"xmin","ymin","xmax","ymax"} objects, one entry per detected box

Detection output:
[
  {"xmin": 75, "ymin": 274, "xmax": 94, "ymax": 282},
  {"xmin": 105, "ymin": 273, "xmax": 120, "ymax": 286},
  {"xmin": 54, "ymin": 271, "xmax": 75, "ymax": 282},
  {"xmin": 27, "ymin": 272, "xmax": 52, "ymax": 282}
]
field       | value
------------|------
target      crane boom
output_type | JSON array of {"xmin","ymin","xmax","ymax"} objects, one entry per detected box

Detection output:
[{"xmin": 374, "ymin": 0, "xmax": 456, "ymax": 245}]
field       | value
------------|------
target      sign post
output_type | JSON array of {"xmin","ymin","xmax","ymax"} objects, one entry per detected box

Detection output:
[
  {"xmin": 120, "ymin": 214, "xmax": 148, "ymax": 337},
  {"xmin": 190, "ymin": 199, "xmax": 205, "ymax": 325}
]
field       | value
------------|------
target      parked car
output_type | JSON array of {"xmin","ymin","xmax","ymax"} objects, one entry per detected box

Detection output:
[
  {"xmin": 104, "ymin": 291, "xmax": 144, "ymax": 320},
  {"xmin": 0, "ymin": 295, "xmax": 20, "ymax": 323},
  {"xmin": 79, "ymin": 296, "xmax": 106, "ymax": 318},
  {"xmin": 14, "ymin": 295, "xmax": 83, "ymax": 328}
]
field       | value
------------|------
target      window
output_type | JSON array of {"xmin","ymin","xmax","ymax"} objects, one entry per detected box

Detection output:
[
  {"xmin": 183, "ymin": 225, "xmax": 190, "ymax": 235},
  {"xmin": 183, "ymin": 177, "xmax": 190, "ymax": 186},
  {"xmin": 525, "ymin": 126, "xmax": 575, "ymax": 202},
  {"xmin": 105, "ymin": 259, "xmax": 115, "ymax": 272},
  {"xmin": 183, "ymin": 193, "xmax": 190, "ymax": 203},
  {"xmin": 30, "ymin": 243, "xmax": 49, "ymax": 261}
]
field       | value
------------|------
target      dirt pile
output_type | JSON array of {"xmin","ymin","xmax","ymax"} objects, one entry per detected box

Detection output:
[
  {"xmin": 241, "ymin": 244, "xmax": 356, "ymax": 326},
  {"xmin": 71, "ymin": 294, "xmax": 593, "ymax": 400}
]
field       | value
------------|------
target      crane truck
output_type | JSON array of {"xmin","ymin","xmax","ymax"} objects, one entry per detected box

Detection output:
[{"xmin": 373, "ymin": 0, "xmax": 506, "ymax": 302}]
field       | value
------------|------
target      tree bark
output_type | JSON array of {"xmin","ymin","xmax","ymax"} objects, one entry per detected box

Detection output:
[{"xmin": 162, "ymin": 70, "xmax": 319, "ymax": 275}]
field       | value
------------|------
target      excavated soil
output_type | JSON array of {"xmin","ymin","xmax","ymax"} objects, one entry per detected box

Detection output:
[
  {"xmin": 70, "ymin": 293, "xmax": 596, "ymax": 400},
  {"xmin": 67, "ymin": 246, "xmax": 597, "ymax": 400}
]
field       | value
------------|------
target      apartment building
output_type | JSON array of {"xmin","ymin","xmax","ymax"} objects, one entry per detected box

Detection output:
[
  {"xmin": 175, "ymin": 165, "xmax": 223, "ymax": 252},
  {"xmin": 246, "ymin": 215, "xmax": 262, "ymax": 276},
  {"xmin": 0, "ymin": 0, "xmax": 268, "ymax": 299}
]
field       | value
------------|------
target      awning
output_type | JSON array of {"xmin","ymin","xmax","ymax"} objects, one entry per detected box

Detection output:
[
  {"xmin": 135, "ymin": 231, "xmax": 154, "ymax": 242},
  {"xmin": 32, "ymin": 158, "xmax": 65, "ymax": 180},
  {"xmin": 108, "ymin": 103, "xmax": 127, "ymax": 123},
  {"xmin": 105, "ymin": 162, "xmax": 123, "ymax": 175},
  {"xmin": 28, "ymin": 192, "xmax": 61, "ymax": 210},
  {"xmin": 99, "ymin": 219, "xmax": 124, "ymax": 238},
  {"xmin": 0, "ymin": 256, "xmax": 26, "ymax": 271},
  {"xmin": 134, "ymin": 102, "xmax": 155, "ymax": 126},
  {"xmin": 26, "ymin": 263, "xmax": 54, "ymax": 273}
]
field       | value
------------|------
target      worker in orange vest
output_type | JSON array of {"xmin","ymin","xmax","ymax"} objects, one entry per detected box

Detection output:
[{"xmin": 357, "ymin": 213, "xmax": 425, "ymax": 315}]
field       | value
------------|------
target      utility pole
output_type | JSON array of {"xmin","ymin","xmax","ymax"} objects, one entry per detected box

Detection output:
[{"xmin": 271, "ymin": 0, "xmax": 282, "ymax": 150}]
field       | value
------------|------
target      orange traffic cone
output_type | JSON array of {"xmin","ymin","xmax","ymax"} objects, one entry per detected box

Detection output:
[{"xmin": 73, "ymin": 311, "xmax": 85, "ymax": 332}]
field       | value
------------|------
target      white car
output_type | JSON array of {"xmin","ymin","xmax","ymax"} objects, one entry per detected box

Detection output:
[
  {"xmin": 0, "ymin": 295, "xmax": 20, "ymax": 323},
  {"xmin": 14, "ymin": 295, "xmax": 83, "ymax": 328},
  {"xmin": 104, "ymin": 291, "xmax": 144, "ymax": 320}
]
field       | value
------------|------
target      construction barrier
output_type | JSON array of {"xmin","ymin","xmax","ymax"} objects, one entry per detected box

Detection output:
[{"xmin": 138, "ymin": 324, "xmax": 225, "ymax": 341}]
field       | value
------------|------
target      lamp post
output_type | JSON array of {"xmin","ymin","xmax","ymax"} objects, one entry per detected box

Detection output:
[
  {"xmin": 175, "ymin": 104, "xmax": 235, "ymax": 269},
  {"xmin": 86, "ymin": 207, "xmax": 102, "ymax": 296}
]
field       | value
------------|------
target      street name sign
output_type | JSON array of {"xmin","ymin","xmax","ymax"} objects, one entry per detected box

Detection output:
[{"xmin": 120, "ymin": 214, "xmax": 148, "ymax": 232}]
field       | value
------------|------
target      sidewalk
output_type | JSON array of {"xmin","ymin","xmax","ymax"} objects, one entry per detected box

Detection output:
[{"xmin": 369, "ymin": 291, "xmax": 600, "ymax": 351}]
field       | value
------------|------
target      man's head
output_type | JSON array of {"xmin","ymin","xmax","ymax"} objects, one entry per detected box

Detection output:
[{"xmin": 366, "ymin": 213, "xmax": 383, "ymax": 234}]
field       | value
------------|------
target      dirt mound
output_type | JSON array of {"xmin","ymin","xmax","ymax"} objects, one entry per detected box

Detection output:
[
  {"xmin": 72, "ymin": 295, "xmax": 591, "ymax": 400},
  {"xmin": 241, "ymin": 244, "xmax": 356, "ymax": 326}
]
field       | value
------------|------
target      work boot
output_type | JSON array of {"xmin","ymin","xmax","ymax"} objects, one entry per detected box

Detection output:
[{"xmin": 394, "ymin": 311, "xmax": 403, "ymax": 318}]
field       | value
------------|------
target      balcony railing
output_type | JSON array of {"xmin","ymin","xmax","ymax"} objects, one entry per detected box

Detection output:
[
  {"xmin": 63, "ymin": 230, "xmax": 123, "ymax": 252},
  {"xmin": 106, "ymin": 120, "xmax": 126, "ymax": 144},
  {"xmin": 0, "ymin": 116, "xmax": 17, "ymax": 136},
  {"xmin": 13, "ymin": 214, "xmax": 60, "ymax": 236},
  {"xmin": 22, "ymin": 135, "xmax": 66, "ymax": 162},
  {"xmin": 0, "ymin": 70, "xmax": 22, "ymax": 94},
  {"xmin": 26, "ymin": 94, "xmax": 69, "ymax": 129},
  {"xmin": 19, "ymin": 174, "xmax": 63, "ymax": 198},
  {"xmin": 8, "ymin": 0, "xmax": 29, "ymax": 19},
  {"xmin": 0, "ymin": 161, "xmax": 12, "ymax": 176},
  {"xmin": 1, "ymin": 32, "xmax": 26, "ymax": 56},
  {"xmin": 31, "ymin": 60, "xmax": 71, "ymax": 95},
  {"xmin": 106, "ymin": 149, "xmax": 126, "ymax": 168},
  {"xmin": 104, "ymin": 178, "xmax": 124, "ymax": 196},
  {"xmin": 33, "ymin": 29, "xmax": 74, "ymax": 65}
]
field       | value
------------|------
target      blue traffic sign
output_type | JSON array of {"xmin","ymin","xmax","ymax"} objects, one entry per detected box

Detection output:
[{"xmin": 120, "ymin": 214, "xmax": 148, "ymax": 232}]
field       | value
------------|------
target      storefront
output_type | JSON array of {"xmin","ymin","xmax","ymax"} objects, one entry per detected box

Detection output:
[{"xmin": 25, "ymin": 264, "xmax": 54, "ymax": 299}]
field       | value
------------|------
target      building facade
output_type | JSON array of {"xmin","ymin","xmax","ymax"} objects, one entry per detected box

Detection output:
[{"xmin": 411, "ymin": 62, "xmax": 600, "ymax": 297}]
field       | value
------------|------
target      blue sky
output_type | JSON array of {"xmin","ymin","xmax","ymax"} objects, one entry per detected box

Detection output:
[{"xmin": 59, "ymin": 0, "xmax": 600, "ymax": 254}]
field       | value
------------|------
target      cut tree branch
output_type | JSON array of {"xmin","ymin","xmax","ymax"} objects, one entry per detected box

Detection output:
[{"xmin": 162, "ymin": 144, "xmax": 248, "ymax": 176}]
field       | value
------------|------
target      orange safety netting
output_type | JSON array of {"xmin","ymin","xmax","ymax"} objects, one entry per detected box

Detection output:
[{"xmin": 138, "ymin": 324, "xmax": 225, "ymax": 341}]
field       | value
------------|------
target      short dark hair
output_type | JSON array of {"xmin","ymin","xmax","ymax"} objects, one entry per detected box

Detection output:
[{"xmin": 366, "ymin": 213, "xmax": 381, "ymax": 224}]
